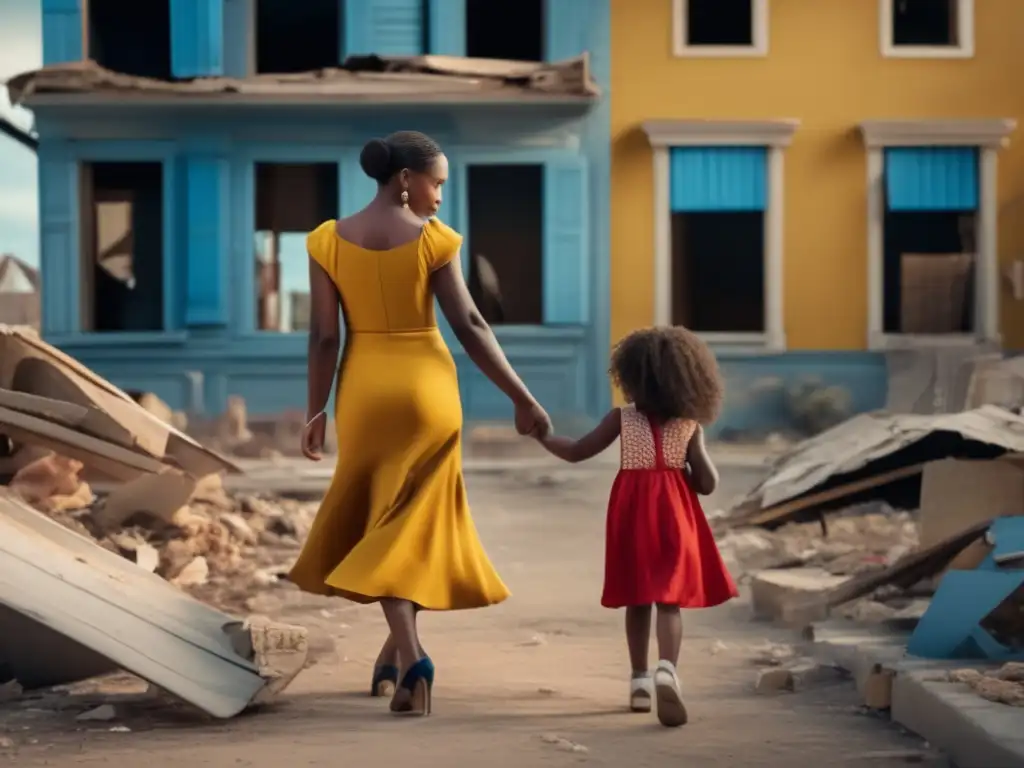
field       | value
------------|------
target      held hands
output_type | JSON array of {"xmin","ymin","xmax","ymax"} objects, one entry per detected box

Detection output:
[
  {"xmin": 514, "ymin": 398, "xmax": 552, "ymax": 440},
  {"xmin": 301, "ymin": 411, "xmax": 327, "ymax": 461}
]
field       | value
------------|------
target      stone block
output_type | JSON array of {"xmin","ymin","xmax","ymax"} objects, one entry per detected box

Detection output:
[{"xmin": 750, "ymin": 568, "xmax": 850, "ymax": 626}]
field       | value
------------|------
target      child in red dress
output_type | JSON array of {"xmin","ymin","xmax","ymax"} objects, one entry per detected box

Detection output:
[{"xmin": 536, "ymin": 326, "xmax": 738, "ymax": 728}]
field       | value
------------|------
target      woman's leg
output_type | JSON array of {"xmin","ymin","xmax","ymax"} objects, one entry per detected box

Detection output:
[
  {"xmin": 381, "ymin": 598, "xmax": 424, "ymax": 668},
  {"xmin": 375, "ymin": 633, "xmax": 399, "ymax": 668}
]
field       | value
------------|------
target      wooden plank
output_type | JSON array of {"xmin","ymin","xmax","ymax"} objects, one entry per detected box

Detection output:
[
  {"xmin": 0, "ymin": 388, "xmax": 135, "ymax": 448},
  {"xmin": 741, "ymin": 463, "xmax": 926, "ymax": 528},
  {"xmin": 0, "ymin": 493, "xmax": 264, "ymax": 718}
]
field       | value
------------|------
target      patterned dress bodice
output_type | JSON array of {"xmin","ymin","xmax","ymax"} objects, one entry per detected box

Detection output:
[{"xmin": 619, "ymin": 406, "xmax": 697, "ymax": 470}]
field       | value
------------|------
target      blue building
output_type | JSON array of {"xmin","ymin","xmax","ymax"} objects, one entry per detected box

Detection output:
[{"xmin": 26, "ymin": 0, "xmax": 611, "ymax": 426}]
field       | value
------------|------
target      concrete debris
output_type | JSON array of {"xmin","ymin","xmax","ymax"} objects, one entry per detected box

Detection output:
[
  {"xmin": 0, "ymin": 679, "xmax": 22, "ymax": 703},
  {"xmin": 751, "ymin": 568, "xmax": 851, "ymax": 626},
  {"xmin": 948, "ymin": 664, "xmax": 1024, "ymax": 706},
  {"xmin": 76, "ymin": 703, "xmax": 117, "ymax": 722},
  {"xmin": 754, "ymin": 657, "xmax": 845, "ymax": 693}
]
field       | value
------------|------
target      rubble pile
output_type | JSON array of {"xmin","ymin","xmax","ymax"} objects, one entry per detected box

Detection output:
[
  {"xmin": 0, "ymin": 325, "xmax": 310, "ymax": 718},
  {"xmin": 948, "ymin": 663, "xmax": 1024, "ymax": 707},
  {"xmin": 6, "ymin": 451, "xmax": 315, "ymax": 603}
]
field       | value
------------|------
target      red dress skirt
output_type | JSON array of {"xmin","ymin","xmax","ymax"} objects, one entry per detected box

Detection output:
[{"xmin": 601, "ymin": 410, "xmax": 739, "ymax": 610}]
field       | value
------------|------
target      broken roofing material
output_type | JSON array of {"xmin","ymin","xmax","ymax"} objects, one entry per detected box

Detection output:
[
  {"xmin": 5, "ymin": 54, "xmax": 600, "ymax": 106},
  {"xmin": 728, "ymin": 406, "xmax": 1024, "ymax": 529},
  {"xmin": 0, "ymin": 490, "xmax": 308, "ymax": 717},
  {"xmin": 0, "ymin": 324, "xmax": 237, "ymax": 481}
]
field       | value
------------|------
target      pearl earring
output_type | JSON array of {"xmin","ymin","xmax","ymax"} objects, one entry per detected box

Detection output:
[{"xmin": 400, "ymin": 190, "xmax": 409, "ymax": 207}]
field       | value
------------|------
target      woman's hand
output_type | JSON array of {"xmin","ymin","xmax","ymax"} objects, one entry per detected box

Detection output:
[
  {"xmin": 301, "ymin": 412, "xmax": 327, "ymax": 461},
  {"xmin": 514, "ymin": 399, "xmax": 552, "ymax": 440}
]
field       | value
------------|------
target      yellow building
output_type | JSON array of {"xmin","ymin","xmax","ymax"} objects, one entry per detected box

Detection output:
[{"xmin": 611, "ymin": 0, "xmax": 1024, "ymax": 433}]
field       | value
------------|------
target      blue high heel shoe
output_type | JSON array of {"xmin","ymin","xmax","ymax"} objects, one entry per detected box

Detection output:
[
  {"xmin": 389, "ymin": 657, "xmax": 434, "ymax": 716},
  {"xmin": 370, "ymin": 664, "xmax": 399, "ymax": 698}
]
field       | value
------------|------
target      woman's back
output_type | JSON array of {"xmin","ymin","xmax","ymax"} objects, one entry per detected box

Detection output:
[{"xmin": 306, "ymin": 216, "xmax": 462, "ymax": 334}]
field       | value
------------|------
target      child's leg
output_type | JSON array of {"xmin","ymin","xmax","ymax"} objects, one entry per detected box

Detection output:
[
  {"xmin": 625, "ymin": 605, "xmax": 653, "ymax": 712},
  {"xmin": 654, "ymin": 603, "xmax": 682, "ymax": 665},
  {"xmin": 653, "ymin": 604, "xmax": 687, "ymax": 727},
  {"xmin": 625, "ymin": 605, "xmax": 652, "ymax": 673}
]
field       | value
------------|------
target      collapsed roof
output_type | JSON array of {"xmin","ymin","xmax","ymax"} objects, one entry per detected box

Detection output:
[{"xmin": 6, "ymin": 54, "xmax": 600, "ymax": 107}]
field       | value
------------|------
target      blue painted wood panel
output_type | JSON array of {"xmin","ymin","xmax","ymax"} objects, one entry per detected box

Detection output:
[
  {"xmin": 340, "ymin": 150, "xmax": 378, "ymax": 216},
  {"xmin": 345, "ymin": 0, "xmax": 426, "ymax": 56},
  {"xmin": 670, "ymin": 147, "xmax": 767, "ymax": 212},
  {"xmin": 427, "ymin": 0, "xmax": 465, "ymax": 55},
  {"xmin": 885, "ymin": 147, "xmax": 979, "ymax": 212},
  {"xmin": 42, "ymin": 0, "xmax": 83, "ymax": 65},
  {"xmin": 546, "ymin": 0, "xmax": 588, "ymax": 60},
  {"xmin": 170, "ymin": 0, "xmax": 225, "ymax": 77},
  {"xmin": 180, "ymin": 154, "xmax": 230, "ymax": 326},
  {"xmin": 37, "ymin": 144, "xmax": 80, "ymax": 335},
  {"xmin": 222, "ymin": 0, "xmax": 250, "ymax": 77},
  {"xmin": 543, "ymin": 158, "xmax": 589, "ymax": 325}
]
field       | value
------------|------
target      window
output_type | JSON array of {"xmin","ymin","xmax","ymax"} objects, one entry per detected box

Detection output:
[
  {"xmin": 671, "ymin": 212, "xmax": 765, "ymax": 332},
  {"xmin": 466, "ymin": 164, "xmax": 544, "ymax": 325},
  {"xmin": 881, "ymin": 0, "xmax": 974, "ymax": 58},
  {"xmin": 255, "ymin": 0, "xmax": 340, "ymax": 74},
  {"xmin": 882, "ymin": 211, "xmax": 976, "ymax": 334},
  {"xmin": 79, "ymin": 162, "xmax": 165, "ymax": 332},
  {"xmin": 673, "ymin": 0, "xmax": 768, "ymax": 57},
  {"xmin": 87, "ymin": 0, "xmax": 172, "ymax": 79},
  {"xmin": 466, "ymin": 0, "xmax": 544, "ymax": 61},
  {"xmin": 254, "ymin": 163, "xmax": 339, "ymax": 332}
]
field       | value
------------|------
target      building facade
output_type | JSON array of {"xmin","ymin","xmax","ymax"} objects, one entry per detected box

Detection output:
[
  {"xmin": 611, "ymin": 0, "xmax": 1024, "ymax": 434},
  {"xmin": 30, "ymin": 0, "xmax": 611, "ymax": 425}
]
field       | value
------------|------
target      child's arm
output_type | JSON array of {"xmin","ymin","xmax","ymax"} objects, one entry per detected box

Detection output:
[
  {"xmin": 539, "ymin": 408, "xmax": 621, "ymax": 464},
  {"xmin": 685, "ymin": 425, "xmax": 719, "ymax": 495}
]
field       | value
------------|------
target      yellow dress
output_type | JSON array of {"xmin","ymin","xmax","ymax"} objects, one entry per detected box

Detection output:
[{"xmin": 287, "ymin": 217, "xmax": 511, "ymax": 611}]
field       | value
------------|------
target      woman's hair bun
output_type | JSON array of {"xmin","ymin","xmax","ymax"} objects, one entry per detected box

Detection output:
[{"xmin": 359, "ymin": 138, "xmax": 392, "ymax": 183}]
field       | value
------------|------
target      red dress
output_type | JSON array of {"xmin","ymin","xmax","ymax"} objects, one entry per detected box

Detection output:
[{"xmin": 601, "ymin": 406, "xmax": 739, "ymax": 609}]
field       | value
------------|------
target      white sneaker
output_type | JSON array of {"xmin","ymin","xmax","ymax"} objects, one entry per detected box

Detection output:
[
  {"xmin": 629, "ymin": 674, "xmax": 653, "ymax": 712},
  {"xmin": 654, "ymin": 660, "xmax": 688, "ymax": 727}
]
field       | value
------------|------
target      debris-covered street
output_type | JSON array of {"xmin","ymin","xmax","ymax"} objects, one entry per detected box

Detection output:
[{"xmin": 2, "ymin": 465, "xmax": 947, "ymax": 768}]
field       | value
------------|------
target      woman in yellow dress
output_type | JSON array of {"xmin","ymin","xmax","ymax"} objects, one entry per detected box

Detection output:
[{"xmin": 288, "ymin": 131, "xmax": 552, "ymax": 717}]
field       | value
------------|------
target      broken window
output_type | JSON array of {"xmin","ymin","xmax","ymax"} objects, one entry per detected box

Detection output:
[
  {"xmin": 682, "ymin": 0, "xmax": 755, "ymax": 47},
  {"xmin": 80, "ymin": 162, "xmax": 165, "ymax": 333},
  {"xmin": 466, "ymin": 164, "xmax": 544, "ymax": 325},
  {"xmin": 254, "ymin": 163, "xmax": 339, "ymax": 332},
  {"xmin": 255, "ymin": 0, "xmax": 341, "ymax": 74},
  {"xmin": 87, "ymin": 0, "xmax": 172, "ymax": 79},
  {"xmin": 883, "ymin": 211, "xmax": 976, "ymax": 334},
  {"xmin": 891, "ymin": 0, "xmax": 960, "ymax": 48},
  {"xmin": 670, "ymin": 212, "xmax": 765, "ymax": 333},
  {"xmin": 466, "ymin": 0, "xmax": 544, "ymax": 61}
]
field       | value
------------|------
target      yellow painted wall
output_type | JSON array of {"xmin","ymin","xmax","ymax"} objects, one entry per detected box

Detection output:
[{"xmin": 611, "ymin": 0, "xmax": 1024, "ymax": 351}]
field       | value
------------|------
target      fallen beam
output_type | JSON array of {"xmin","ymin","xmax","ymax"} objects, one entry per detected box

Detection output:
[{"xmin": 0, "ymin": 490, "xmax": 307, "ymax": 718}]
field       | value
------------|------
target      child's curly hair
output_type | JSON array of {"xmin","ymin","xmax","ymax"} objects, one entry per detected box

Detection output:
[{"xmin": 610, "ymin": 326, "xmax": 723, "ymax": 425}]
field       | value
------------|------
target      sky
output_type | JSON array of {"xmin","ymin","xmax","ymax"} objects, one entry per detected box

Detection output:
[{"xmin": 0, "ymin": 0, "xmax": 41, "ymax": 266}]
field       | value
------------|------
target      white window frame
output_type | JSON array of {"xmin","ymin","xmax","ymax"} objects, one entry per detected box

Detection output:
[
  {"xmin": 880, "ymin": 0, "xmax": 975, "ymax": 60},
  {"xmin": 642, "ymin": 119, "xmax": 799, "ymax": 352},
  {"xmin": 672, "ymin": 0, "xmax": 769, "ymax": 58},
  {"xmin": 859, "ymin": 119, "xmax": 1016, "ymax": 351}
]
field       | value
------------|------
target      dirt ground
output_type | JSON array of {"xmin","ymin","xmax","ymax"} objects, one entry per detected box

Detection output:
[{"xmin": 2, "ymin": 466, "xmax": 941, "ymax": 768}]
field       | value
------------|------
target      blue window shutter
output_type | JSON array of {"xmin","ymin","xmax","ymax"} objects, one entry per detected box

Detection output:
[
  {"xmin": 543, "ymin": 158, "xmax": 590, "ymax": 325},
  {"xmin": 38, "ymin": 144, "xmax": 79, "ymax": 334},
  {"xmin": 181, "ymin": 155, "xmax": 229, "ymax": 326},
  {"xmin": 170, "ymin": 0, "xmax": 225, "ymax": 78},
  {"xmin": 427, "ymin": 0, "xmax": 465, "ymax": 55},
  {"xmin": 670, "ymin": 147, "xmax": 767, "ymax": 212},
  {"xmin": 42, "ymin": 0, "xmax": 83, "ymax": 65},
  {"xmin": 545, "ymin": 0, "xmax": 587, "ymax": 60},
  {"xmin": 345, "ymin": 0, "xmax": 427, "ymax": 57},
  {"xmin": 222, "ymin": 0, "xmax": 250, "ymax": 77},
  {"xmin": 885, "ymin": 147, "xmax": 979, "ymax": 212}
]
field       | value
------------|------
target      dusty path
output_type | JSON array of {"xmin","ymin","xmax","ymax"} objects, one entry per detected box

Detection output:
[{"xmin": 5, "ymin": 467, "xmax": 939, "ymax": 767}]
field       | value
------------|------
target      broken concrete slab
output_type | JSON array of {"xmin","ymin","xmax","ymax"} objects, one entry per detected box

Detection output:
[
  {"xmin": 750, "ymin": 568, "xmax": 849, "ymax": 626},
  {"xmin": 0, "ymin": 489, "xmax": 306, "ymax": 717}
]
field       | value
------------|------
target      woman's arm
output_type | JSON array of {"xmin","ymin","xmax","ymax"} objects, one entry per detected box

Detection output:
[
  {"xmin": 540, "ymin": 409, "xmax": 621, "ymax": 464},
  {"xmin": 432, "ymin": 254, "xmax": 535, "ymax": 408},
  {"xmin": 306, "ymin": 258, "xmax": 343, "ymax": 420},
  {"xmin": 685, "ymin": 425, "xmax": 719, "ymax": 495}
]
